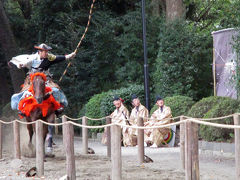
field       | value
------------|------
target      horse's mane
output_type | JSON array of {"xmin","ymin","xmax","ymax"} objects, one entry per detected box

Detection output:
[{"xmin": 30, "ymin": 72, "xmax": 47, "ymax": 82}]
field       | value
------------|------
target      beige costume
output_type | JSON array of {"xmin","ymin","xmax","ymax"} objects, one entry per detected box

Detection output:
[
  {"xmin": 110, "ymin": 104, "xmax": 133, "ymax": 147},
  {"xmin": 145, "ymin": 105, "xmax": 172, "ymax": 146},
  {"xmin": 130, "ymin": 104, "xmax": 149, "ymax": 136}
]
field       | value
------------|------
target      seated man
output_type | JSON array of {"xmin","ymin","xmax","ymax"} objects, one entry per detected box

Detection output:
[
  {"xmin": 145, "ymin": 95, "xmax": 172, "ymax": 148},
  {"xmin": 129, "ymin": 94, "xmax": 149, "ymax": 146},
  {"xmin": 110, "ymin": 95, "xmax": 133, "ymax": 147},
  {"xmin": 9, "ymin": 43, "xmax": 76, "ymax": 116}
]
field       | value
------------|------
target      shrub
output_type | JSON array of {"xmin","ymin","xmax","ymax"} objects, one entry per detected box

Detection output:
[
  {"xmin": 85, "ymin": 92, "xmax": 107, "ymax": 118},
  {"xmin": 100, "ymin": 84, "xmax": 145, "ymax": 116},
  {"xmin": 84, "ymin": 92, "xmax": 107, "ymax": 133},
  {"xmin": 187, "ymin": 96, "xmax": 227, "ymax": 118},
  {"xmin": 150, "ymin": 95, "xmax": 195, "ymax": 118},
  {"xmin": 188, "ymin": 96, "xmax": 240, "ymax": 142},
  {"xmin": 80, "ymin": 84, "xmax": 145, "ymax": 134},
  {"xmin": 200, "ymin": 98, "xmax": 240, "ymax": 142}
]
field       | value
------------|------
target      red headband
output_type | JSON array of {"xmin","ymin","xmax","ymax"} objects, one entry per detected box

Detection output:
[{"xmin": 119, "ymin": 98, "xmax": 124, "ymax": 103}]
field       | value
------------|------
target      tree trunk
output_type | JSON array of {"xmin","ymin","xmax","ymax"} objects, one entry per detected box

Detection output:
[
  {"xmin": 166, "ymin": 0, "xmax": 185, "ymax": 22},
  {"xmin": 0, "ymin": 0, "xmax": 25, "ymax": 93},
  {"xmin": 151, "ymin": 0, "xmax": 166, "ymax": 17},
  {"xmin": 16, "ymin": 0, "xmax": 32, "ymax": 19}
]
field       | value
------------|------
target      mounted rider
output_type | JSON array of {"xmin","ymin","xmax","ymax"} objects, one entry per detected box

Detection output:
[{"xmin": 9, "ymin": 43, "xmax": 76, "ymax": 116}]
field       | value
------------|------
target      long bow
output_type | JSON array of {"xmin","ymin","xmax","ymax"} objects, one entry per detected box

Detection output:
[{"xmin": 59, "ymin": 0, "xmax": 96, "ymax": 82}]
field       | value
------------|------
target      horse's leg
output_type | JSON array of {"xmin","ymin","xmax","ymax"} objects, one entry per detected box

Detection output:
[
  {"xmin": 23, "ymin": 117, "xmax": 36, "ymax": 157},
  {"xmin": 27, "ymin": 124, "xmax": 34, "ymax": 145},
  {"xmin": 26, "ymin": 117, "xmax": 34, "ymax": 146},
  {"xmin": 45, "ymin": 112, "xmax": 55, "ymax": 157}
]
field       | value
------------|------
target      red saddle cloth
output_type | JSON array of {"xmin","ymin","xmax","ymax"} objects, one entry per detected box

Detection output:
[{"xmin": 18, "ymin": 73, "xmax": 61, "ymax": 118}]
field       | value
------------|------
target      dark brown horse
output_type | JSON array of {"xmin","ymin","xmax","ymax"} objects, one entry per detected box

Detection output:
[{"xmin": 24, "ymin": 73, "xmax": 56, "ymax": 157}]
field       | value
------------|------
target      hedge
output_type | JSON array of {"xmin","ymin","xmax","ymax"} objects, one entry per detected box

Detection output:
[
  {"xmin": 83, "ymin": 92, "xmax": 107, "ymax": 133},
  {"xmin": 150, "ymin": 95, "xmax": 195, "ymax": 117},
  {"xmin": 188, "ymin": 96, "xmax": 240, "ymax": 142},
  {"xmin": 100, "ymin": 84, "xmax": 145, "ymax": 116},
  {"xmin": 80, "ymin": 84, "xmax": 144, "ymax": 133}
]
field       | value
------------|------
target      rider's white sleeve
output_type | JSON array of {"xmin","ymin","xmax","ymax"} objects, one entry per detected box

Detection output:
[{"xmin": 10, "ymin": 53, "xmax": 38, "ymax": 69}]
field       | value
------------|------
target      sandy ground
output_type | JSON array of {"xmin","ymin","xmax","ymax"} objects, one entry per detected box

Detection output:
[{"xmin": 0, "ymin": 123, "xmax": 236, "ymax": 180}]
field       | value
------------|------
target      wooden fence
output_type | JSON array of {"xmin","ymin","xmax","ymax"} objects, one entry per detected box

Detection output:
[{"xmin": 1, "ymin": 113, "xmax": 240, "ymax": 180}]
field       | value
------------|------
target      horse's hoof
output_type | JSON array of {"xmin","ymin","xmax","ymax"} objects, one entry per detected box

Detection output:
[
  {"xmin": 45, "ymin": 154, "xmax": 55, "ymax": 158},
  {"xmin": 22, "ymin": 144, "xmax": 36, "ymax": 158}
]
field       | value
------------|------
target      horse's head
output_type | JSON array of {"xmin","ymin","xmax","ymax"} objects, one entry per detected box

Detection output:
[{"xmin": 31, "ymin": 72, "xmax": 47, "ymax": 104}]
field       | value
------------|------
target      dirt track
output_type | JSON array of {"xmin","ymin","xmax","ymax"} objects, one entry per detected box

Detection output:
[{"xmin": 0, "ymin": 130, "xmax": 236, "ymax": 180}]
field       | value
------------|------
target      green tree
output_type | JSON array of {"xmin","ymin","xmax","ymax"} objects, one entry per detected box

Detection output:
[{"xmin": 153, "ymin": 19, "xmax": 212, "ymax": 100}]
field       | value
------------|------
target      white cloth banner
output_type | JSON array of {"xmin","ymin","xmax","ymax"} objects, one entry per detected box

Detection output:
[{"xmin": 212, "ymin": 28, "xmax": 238, "ymax": 99}]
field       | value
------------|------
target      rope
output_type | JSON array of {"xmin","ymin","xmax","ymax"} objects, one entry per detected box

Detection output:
[
  {"xmin": 63, "ymin": 115, "xmax": 109, "ymax": 121},
  {"xmin": 182, "ymin": 113, "xmax": 236, "ymax": 121},
  {"xmin": 143, "ymin": 116, "xmax": 181, "ymax": 121},
  {"xmin": 0, "ymin": 118, "xmax": 184, "ymax": 129},
  {"xmin": 114, "ymin": 121, "xmax": 184, "ymax": 129},
  {"xmin": 189, "ymin": 118, "xmax": 240, "ymax": 129},
  {"xmin": 87, "ymin": 116, "xmax": 110, "ymax": 121},
  {"xmin": 63, "ymin": 113, "xmax": 236, "ymax": 122},
  {"xmin": 59, "ymin": 0, "xmax": 96, "ymax": 82},
  {"xmin": 63, "ymin": 115, "xmax": 181, "ymax": 122},
  {"xmin": 63, "ymin": 115, "xmax": 83, "ymax": 121},
  {"xmin": 1, "ymin": 113, "xmax": 240, "ymax": 129}
]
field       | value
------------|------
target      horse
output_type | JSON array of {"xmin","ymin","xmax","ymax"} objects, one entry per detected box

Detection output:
[{"xmin": 20, "ymin": 72, "xmax": 58, "ymax": 157}]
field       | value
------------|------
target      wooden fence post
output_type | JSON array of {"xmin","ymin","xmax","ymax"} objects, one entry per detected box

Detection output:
[
  {"xmin": 36, "ymin": 120, "xmax": 44, "ymax": 177},
  {"xmin": 13, "ymin": 121, "xmax": 21, "ymax": 159},
  {"xmin": 111, "ymin": 124, "xmax": 122, "ymax": 180},
  {"xmin": 106, "ymin": 117, "xmax": 111, "ymax": 158},
  {"xmin": 63, "ymin": 116, "xmax": 76, "ymax": 180},
  {"xmin": 185, "ymin": 120, "xmax": 191, "ymax": 180},
  {"xmin": 82, "ymin": 116, "xmax": 88, "ymax": 154},
  {"xmin": 0, "ymin": 122, "xmax": 2, "ymax": 159},
  {"xmin": 191, "ymin": 121, "xmax": 199, "ymax": 180},
  {"xmin": 137, "ymin": 117, "xmax": 144, "ymax": 165},
  {"xmin": 234, "ymin": 114, "xmax": 240, "ymax": 179},
  {"xmin": 185, "ymin": 120, "xmax": 199, "ymax": 180},
  {"xmin": 180, "ymin": 116, "xmax": 185, "ymax": 169}
]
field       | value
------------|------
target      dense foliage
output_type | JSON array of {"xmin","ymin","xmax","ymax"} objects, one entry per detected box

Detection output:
[
  {"xmin": 100, "ymin": 84, "xmax": 145, "ymax": 116},
  {"xmin": 150, "ymin": 95, "xmax": 195, "ymax": 117},
  {"xmin": 201, "ymin": 99, "xmax": 240, "ymax": 142},
  {"xmin": 153, "ymin": 20, "xmax": 212, "ymax": 100},
  {"xmin": 187, "ymin": 96, "xmax": 226, "ymax": 118},
  {"xmin": 83, "ymin": 92, "xmax": 107, "ymax": 133},
  {"xmin": 188, "ymin": 96, "xmax": 240, "ymax": 142},
  {"xmin": 2, "ymin": 1, "xmax": 161, "ymax": 117},
  {"xmin": 80, "ymin": 84, "xmax": 144, "ymax": 133}
]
